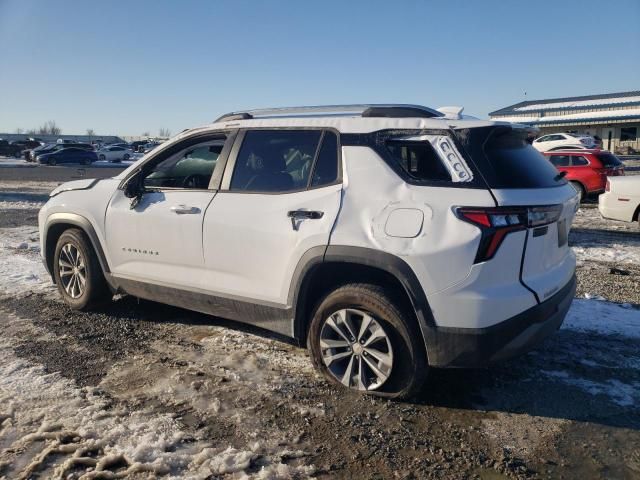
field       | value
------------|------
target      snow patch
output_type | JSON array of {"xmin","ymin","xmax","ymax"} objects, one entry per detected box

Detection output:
[
  {"xmin": 563, "ymin": 298, "xmax": 640, "ymax": 338},
  {"xmin": 541, "ymin": 370, "xmax": 639, "ymax": 407},
  {"xmin": 573, "ymin": 244, "xmax": 640, "ymax": 265}
]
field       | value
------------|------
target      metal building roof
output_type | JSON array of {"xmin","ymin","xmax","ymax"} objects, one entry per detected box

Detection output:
[{"xmin": 490, "ymin": 90, "xmax": 640, "ymax": 116}]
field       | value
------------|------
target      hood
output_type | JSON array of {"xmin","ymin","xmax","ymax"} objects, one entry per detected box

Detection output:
[{"xmin": 49, "ymin": 178, "xmax": 101, "ymax": 197}]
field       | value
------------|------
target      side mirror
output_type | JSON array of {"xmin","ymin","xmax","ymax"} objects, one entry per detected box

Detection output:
[{"xmin": 124, "ymin": 170, "xmax": 144, "ymax": 199}]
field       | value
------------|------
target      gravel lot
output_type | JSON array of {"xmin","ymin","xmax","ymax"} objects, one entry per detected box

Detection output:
[{"xmin": 0, "ymin": 166, "xmax": 638, "ymax": 479}]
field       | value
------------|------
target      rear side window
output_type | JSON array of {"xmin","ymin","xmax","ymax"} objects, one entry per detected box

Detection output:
[
  {"xmin": 596, "ymin": 152, "xmax": 623, "ymax": 168},
  {"xmin": 571, "ymin": 156, "xmax": 589, "ymax": 166},
  {"xmin": 549, "ymin": 155, "xmax": 571, "ymax": 167},
  {"xmin": 231, "ymin": 130, "xmax": 322, "ymax": 192},
  {"xmin": 386, "ymin": 141, "xmax": 451, "ymax": 182},
  {"xmin": 457, "ymin": 127, "xmax": 567, "ymax": 189}
]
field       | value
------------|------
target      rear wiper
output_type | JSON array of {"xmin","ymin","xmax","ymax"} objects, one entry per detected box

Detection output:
[{"xmin": 554, "ymin": 171, "xmax": 567, "ymax": 182}]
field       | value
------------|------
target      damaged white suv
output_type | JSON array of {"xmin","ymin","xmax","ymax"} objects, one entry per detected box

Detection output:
[{"xmin": 39, "ymin": 104, "xmax": 578, "ymax": 399}]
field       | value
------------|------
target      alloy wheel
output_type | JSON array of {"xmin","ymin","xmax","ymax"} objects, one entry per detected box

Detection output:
[
  {"xmin": 58, "ymin": 243, "xmax": 86, "ymax": 299},
  {"xmin": 319, "ymin": 308, "xmax": 393, "ymax": 391}
]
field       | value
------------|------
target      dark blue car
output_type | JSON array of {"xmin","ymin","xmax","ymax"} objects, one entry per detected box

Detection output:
[{"xmin": 37, "ymin": 147, "xmax": 98, "ymax": 166}]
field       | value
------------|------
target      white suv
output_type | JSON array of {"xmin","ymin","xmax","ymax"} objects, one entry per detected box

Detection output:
[
  {"xmin": 38, "ymin": 104, "xmax": 578, "ymax": 399},
  {"xmin": 532, "ymin": 132, "xmax": 596, "ymax": 152}
]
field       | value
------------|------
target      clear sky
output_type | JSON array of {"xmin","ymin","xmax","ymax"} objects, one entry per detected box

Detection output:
[{"xmin": 1, "ymin": 0, "xmax": 638, "ymax": 136}]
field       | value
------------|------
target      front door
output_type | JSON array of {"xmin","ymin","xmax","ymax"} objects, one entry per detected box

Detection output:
[
  {"xmin": 202, "ymin": 129, "xmax": 342, "ymax": 307},
  {"xmin": 104, "ymin": 133, "xmax": 232, "ymax": 289}
]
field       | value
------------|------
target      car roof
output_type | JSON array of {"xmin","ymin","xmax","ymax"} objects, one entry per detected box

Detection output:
[{"xmin": 543, "ymin": 148, "xmax": 605, "ymax": 154}]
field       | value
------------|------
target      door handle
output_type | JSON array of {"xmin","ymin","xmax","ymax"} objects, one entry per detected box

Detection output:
[
  {"xmin": 287, "ymin": 210, "xmax": 324, "ymax": 230},
  {"xmin": 170, "ymin": 205, "xmax": 201, "ymax": 215}
]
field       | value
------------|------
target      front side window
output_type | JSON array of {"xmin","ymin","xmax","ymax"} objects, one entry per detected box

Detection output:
[
  {"xmin": 230, "ymin": 130, "xmax": 322, "ymax": 192},
  {"xmin": 571, "ymin": 156, "xmax": 589, "ymax": 166},
  {"xmin": 144, "ymin": 138, "xmax": 226, "ymax": 189}
]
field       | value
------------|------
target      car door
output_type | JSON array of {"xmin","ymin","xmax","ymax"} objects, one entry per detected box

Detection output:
[
  {"xmin": 202, "ymin": 128, "xmax": 342, "ymax": 309},
  {"xmin": 104, "ymin": 132, "xmax": 234, "ymax": 288}
]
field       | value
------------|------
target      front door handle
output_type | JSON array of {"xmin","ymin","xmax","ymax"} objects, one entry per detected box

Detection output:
[
  {"xmin": 287, "ymin": 210, "xmax": 324, "ymax": 230},
  {"xmin": 170, "ymin": 205, "xmax": 201, "ymax": 215}
]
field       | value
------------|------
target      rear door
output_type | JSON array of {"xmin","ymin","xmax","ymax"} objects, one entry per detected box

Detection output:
[
  {"xmin": 202, "ymin": 129, "xmax": 342, "ymax": 308},
  {"xmin": 457, "ymin": 126, "xmax": 578, "ymax": 302}
]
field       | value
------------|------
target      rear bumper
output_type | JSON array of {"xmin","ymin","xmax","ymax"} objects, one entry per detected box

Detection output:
[{"xmin": 426, "ymin": 275, "xmax": 576, "ymax": 367}]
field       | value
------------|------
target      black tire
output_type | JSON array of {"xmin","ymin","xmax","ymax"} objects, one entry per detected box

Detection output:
[
  {"xmin": 81, "ymin": 158, "xmax": 90, "ymax": 165},
  {"xmin": 48, "ymin": 158, "xmax": 57, "ymax": 166},
  {"xmin": 570, "ymin": 181, "xmax": 585, "ymax": 202},
  {"xmin": 53, "ymin": 228, "xmax": 111, "ymax": 310},
  {"xmin": 99, "ymin": 154, "xmax": 106, "ymax": 161},
  {"xmin": 308, "ymin": 283, "xmax": 427, "ymax": 400},
  {"xmin": 123, "ymin": 153, "xmax": 130, "ymax": 161}
]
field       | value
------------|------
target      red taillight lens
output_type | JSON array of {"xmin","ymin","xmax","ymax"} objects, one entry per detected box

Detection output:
[{"xmin": 456, "ymin": 205, "xmax": 562, "ymax": 263}]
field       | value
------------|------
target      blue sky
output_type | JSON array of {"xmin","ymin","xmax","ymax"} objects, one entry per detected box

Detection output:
[{"xmin": 1, "ymin": 0, "xmax": 638, "ymax": 136}]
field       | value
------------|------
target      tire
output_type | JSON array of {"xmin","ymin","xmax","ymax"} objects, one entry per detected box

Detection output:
[
  {"xmin": 81, "ymin": 158, "xmax": 90, "ymax": 165},
  {"xmin": 53, "ymin": 228, "xmax": 111, "ymax": 310},
  {"xmin": 48, "ymin": 158, "xmax": 57, "ymax": 166},
  {"xmin": 570, "ymin": 181, "xmax": 585, "ymax": 202},
  {"xmin": 123, "ymin": 153, "xmax": 130, "ymax": 161},
  {"xmin": 99, "ymin": 154, "xmax": 106, "ymax": 161},
  {"xmin": 308, "ymin": 283, "xmax": 427, "ymax": 400}
]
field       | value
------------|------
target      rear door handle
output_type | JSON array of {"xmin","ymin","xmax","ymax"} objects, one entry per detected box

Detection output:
[
  {"xmin": 287, "ymin": 210, "xmax": 324, "ymax": 230},
  {"xmin": 170, "ymin": 205, "xmax": 201, "ymax": 215}
]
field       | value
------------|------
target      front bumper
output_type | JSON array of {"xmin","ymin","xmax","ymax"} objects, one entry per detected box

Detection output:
[{"xmin": 427, "ymin": 275, "xmax": 576, "ymax": 367}]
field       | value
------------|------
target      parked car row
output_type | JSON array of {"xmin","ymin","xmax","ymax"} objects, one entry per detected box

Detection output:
[{"xmin": 18, "ymin": 140, "xmax": 164, "ymax": 165}]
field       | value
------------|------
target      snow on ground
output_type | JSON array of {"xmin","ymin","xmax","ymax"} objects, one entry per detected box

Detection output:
[
  {"xmin": 562, "ymin": 298, "xmax": 640, "ymax": 339},
  {"xmin": 573, "ymin": 244, "xmax": 640, "ymax": 265},
  {"xmin": 0, "ymin": 158, "xmax": 36, "ymax": 168},
  {"xmin": 0, "ymin": 226, "xmax": 51, "ymax": 296},
  {"xmin": 0, "ymin": 318, "xmax": 315, "ymax": 479}
]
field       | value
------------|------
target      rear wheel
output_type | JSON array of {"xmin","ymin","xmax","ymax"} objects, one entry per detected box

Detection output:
[
  {"xmin": 123, "ymin": 153, "xmax": 130, "ymax": 161},
  {"xmin": 570, "ymin": 181, "xmax": 585, "ymax": 202},
  {"xmin": 99, "ymin": 154, "xmax": 106, "ymax": 161},
  {"xmin": 308, "ymin": 283, "xmax": 427, "ymax": 399},
  {"xmin": 48, "ymin": 158, "xmax": 57, "ymax": 166},
  {"xmin": 53, "ymin": 229, "xmax": 111, "ymax": 310}
]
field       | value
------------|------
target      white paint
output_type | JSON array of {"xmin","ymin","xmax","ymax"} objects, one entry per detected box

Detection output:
[{"xmin": 384, "ymin": 208, "xmax": 424, "ymax": 238}]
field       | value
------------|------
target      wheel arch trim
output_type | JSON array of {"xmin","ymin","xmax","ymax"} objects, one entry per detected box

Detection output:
[
  {"xmin": 43, "ymin": 213, "xmax": 111, "ymax": 279},
  {"xmin": 289, "ymin": 245, "xmax": 437, "ymax": 357}
]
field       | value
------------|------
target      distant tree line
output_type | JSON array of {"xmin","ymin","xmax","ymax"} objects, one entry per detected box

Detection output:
[{"xmin": 14, "ymin": 120, "xmax": 62, "ymax": 136}]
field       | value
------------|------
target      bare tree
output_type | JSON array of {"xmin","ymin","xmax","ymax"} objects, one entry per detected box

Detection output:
[
  {"xmin": 86, "ymin": 128, "xmax": 95, "ymax": 139},
  {"xmin": 142, "ymin": 131, "xmax": 150, "ymax": 137},
  {"xmin": 158, "ymin": 127, "xmax": 171, "ymax": 138},
  {"xmin": 15, "ymin": 128, "xmax": 24, "ymax": 134},
  {"xmin": 37, "ymin": 120, "xmax": 62, "ymax": 136},
  {"xmin": 26, "ymin": 128, "xmax": 37, "ymax": 135}
]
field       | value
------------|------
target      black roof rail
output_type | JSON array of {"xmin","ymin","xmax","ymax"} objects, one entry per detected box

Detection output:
[{"xmin": 213, "ymin": 104, "xmax": 444, "ymax": 123}]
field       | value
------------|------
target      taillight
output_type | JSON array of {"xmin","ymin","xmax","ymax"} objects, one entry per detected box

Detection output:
[
  {"xmin": 605, "ymin": 180, "xmax": 610, "ymax": 192},
  {"xmin": 456, "ymin": 205, "xmax": 562, "ymax": 263}
]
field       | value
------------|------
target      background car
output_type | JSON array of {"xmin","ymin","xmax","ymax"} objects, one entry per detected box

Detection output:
[
  {"xmin": 0, "ymin": 139, "xmax": 23, "ymax": 157},
  {"xmin": 37, "ymin": 147, "xmax": 98, "ymax": 165},
  {"xmin": 29, "ymin": 143, "xmax": 94, "ymax": 161},
  {"xmin": 599, "ymin": 176, "xmax": 640, "ymax": 226},
  {"xmin": 544, "ymin": 149, "xmax": 624, "ymax": 201},
  {"xmin": 97, "ymin": 145, "xmax": 133, "ymax": 162},
  {"xmin": 533, "ymin": 133, "xmax": 596, "ymax": 152}
]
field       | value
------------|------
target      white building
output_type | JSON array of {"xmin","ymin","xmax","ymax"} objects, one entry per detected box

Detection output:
[{"xmin": 489, "ymin": 91, "xmax": 640, "ymax": 154}]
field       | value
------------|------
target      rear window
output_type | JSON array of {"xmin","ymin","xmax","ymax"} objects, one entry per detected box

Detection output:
[
  {"xmin": 456, "ymin": 126, "xmax": 567, "ymax": 189},
  {"xmin": 596, "ymin": 152, "xmax": 623, "ymax": 168}
]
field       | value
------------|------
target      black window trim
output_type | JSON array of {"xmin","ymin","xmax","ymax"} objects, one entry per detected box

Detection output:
[
  {"xmin": 219, "ymin": 127, "xmax": 343, "ymax": 195},
  {"xmin": 118, "ymin": 130, "xmax": 237, "ymax": 193}
]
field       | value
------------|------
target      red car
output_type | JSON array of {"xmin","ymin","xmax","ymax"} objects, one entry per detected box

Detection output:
[{"xmin": 543, "ymin": 149, "xmax": 625, "ymax": 201}]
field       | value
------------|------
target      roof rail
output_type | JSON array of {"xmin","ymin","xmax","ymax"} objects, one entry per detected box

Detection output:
[{"xmin": 214, "ymin": 104, "xmax": 444, "ymax": 123}]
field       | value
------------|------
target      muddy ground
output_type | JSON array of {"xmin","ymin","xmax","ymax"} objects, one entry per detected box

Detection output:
[{"xmin": 0, "ymin": 174, "xmax": 638, "ymax": 479}]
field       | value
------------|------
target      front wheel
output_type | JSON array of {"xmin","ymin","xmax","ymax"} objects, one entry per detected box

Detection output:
[
  {"xmin": 99, "ymin": 154, "xmax": 106, "ymax": 161},
  {"xmin": 53, "ymin": 228, "xmax": 111, "ymax": 310},
  {"xmin": 48, "ymin": 158, "xmax": 57, "ymax": 166},
  {"xmin": 123, "ymin": 153, "xmax": 130, "ymax": 161},
  {"xmin": 308, "ymin": 283, "xmax": 427, "ymax": 399}
]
